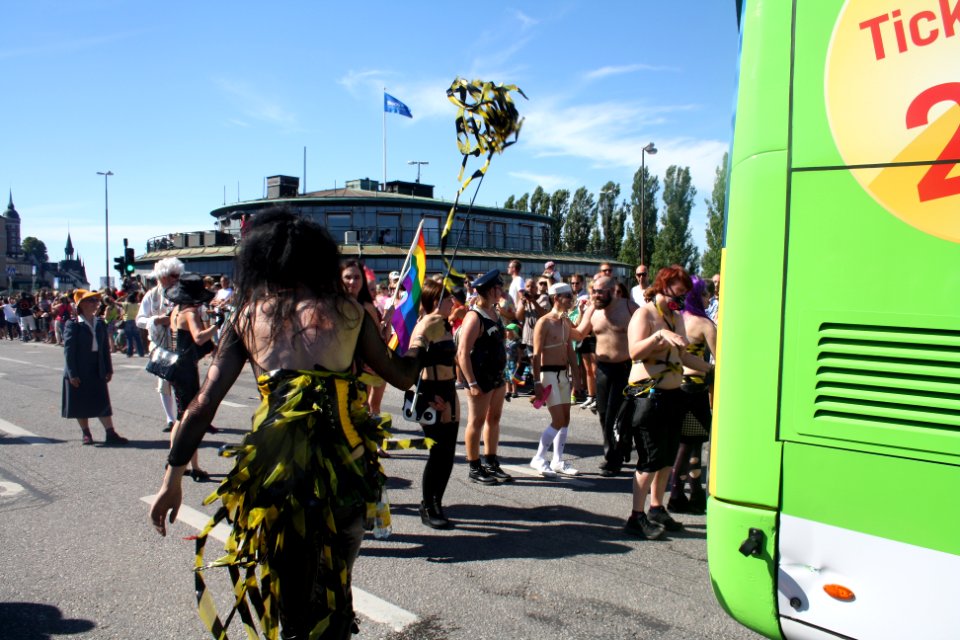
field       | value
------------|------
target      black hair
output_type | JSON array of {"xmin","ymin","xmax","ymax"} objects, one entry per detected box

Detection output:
[{"xmin": 231, "ymin": 207, "xmax": 349, "ymax": 345}]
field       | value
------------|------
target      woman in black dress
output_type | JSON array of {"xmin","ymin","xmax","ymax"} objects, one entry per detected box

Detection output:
[
  {"xmin": 165, "ymin": 273, "xmax": 218, "ymax": 480},
  {"xmin": 62, "ymin": 289, "xmax": 128, "ymax": 446}
]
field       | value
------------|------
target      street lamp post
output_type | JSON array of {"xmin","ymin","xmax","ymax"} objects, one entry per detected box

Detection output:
[
  {"xmin": 407, "ymin": 160, "xmax": 428, "ymax": 183},
  {"xmin": 97, "ymin": 171, "xmax": 114, "ymax": 289},
  {"xmin": 640, "ymin": 142, "xmax": 657, "ymax": 267}
]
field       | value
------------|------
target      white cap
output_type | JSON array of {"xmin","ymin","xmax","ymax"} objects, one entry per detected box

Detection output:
[
  {"xmin": 389, "ymin": 270, "xmax": 401, "ymax": 281},
  {"xmin": 549, "ymin": 283, "xmax": 572, "ymax": 296}
]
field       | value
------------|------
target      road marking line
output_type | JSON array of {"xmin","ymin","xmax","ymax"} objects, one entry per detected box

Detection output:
[
  {"xmin": 220, "ymin": 401, "xmax": 247, "ymax": 408},
  {"xmin": 140, "ymin": 496, "xmax": 419, "ymax": 631},
  {"xmin": 0, "ymin": 481, "xmax": 25, "ymax": 497},
  {"xmin": 500, "ymin": 464, "xmax": 592, "ymax": 486},
  {"xmin": 0, "ymin": 355, "xmax": 61, "ymax": 371},
  {"xmin": 0, "ymin": 418, "xmax": 51, "ymax": 445},
  {"xmin": 118, "ymin": 364, "xmax": 144, "ymax": 369}
]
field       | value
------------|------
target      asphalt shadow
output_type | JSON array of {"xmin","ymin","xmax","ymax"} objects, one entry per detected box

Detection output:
[
  {"xmin": 0, "ymin": 602, "xmax": 95, "ymax": 639},
  {"xmin": 360, "ymin": 503, "xmax": 637, "ymax": 562}
]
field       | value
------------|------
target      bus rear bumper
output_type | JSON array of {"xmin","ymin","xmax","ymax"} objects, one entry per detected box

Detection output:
[{"xmin": 707, "ymin": 496, "xmax": 782, "ymax": 639}]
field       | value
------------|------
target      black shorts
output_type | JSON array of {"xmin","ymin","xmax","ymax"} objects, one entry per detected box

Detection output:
[
  {"xmin": 632, "ymin": 388, "xmax": 685, "ymax": 473},
  {"xmin": 576, "ymin": 335, "xmax": 597, "ymax": 354}
]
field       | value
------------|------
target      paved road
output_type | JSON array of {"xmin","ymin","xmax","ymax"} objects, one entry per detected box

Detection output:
[{"xmin": 0, "ymin": 339, "xmax": 762, "ymax": 640}]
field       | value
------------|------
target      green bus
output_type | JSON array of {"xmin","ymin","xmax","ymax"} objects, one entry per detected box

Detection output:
[{"xmin": 708, "ymin": 1, "xmax": 960, "ymax": 638}]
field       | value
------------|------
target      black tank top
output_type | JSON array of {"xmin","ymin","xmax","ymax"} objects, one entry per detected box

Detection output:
[{"xmin": 469, "ymin": 309, "xmax": 506, "ymax": 391}]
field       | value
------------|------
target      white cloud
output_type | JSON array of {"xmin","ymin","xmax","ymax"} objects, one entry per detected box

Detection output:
[
  {"xmin": 584, "ymin": 63, "xmax": 675, "ymax": 80},
  {"xmin": 215, "ymin": 78, "xmax": 298, "ymax": 129},
  {"xmin": 508, "ymin": 171, "xmax": 576, "ymax": 191},
  {"xmin": 511, "ymin": 9, "xmax": 539, "ymax": 30}
]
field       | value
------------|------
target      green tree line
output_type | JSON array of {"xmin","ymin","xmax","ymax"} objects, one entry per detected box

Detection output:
[{"xmin": 502, "ymin": 154, "xmax": 728, "ymax": 276}]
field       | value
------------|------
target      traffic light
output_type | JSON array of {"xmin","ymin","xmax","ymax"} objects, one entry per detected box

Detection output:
[
  {"xmin": 124, "ymin": 247, "xmax": 136, "ymax": 274},
  {"xmin": 114, "ymin": 256, "xmax": 126, "ymax": 275}
]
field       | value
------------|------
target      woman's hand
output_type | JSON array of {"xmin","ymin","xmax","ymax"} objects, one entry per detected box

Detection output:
[
  {"xmin": 429, "ymin": 395, "xmax": 452, "ymax": 423},
  {"xmin": 468, "ymin": 383, "xmax": 483, "ymax": 397},
  {"xmin": 150, "ymin": 470, "xmax": 185, "ymax": 537},
  {"xmin": 659, "ymin": 329, "xmax": 689, "ymax": 349}
]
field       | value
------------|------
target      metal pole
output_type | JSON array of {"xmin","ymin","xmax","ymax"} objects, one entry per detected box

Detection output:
[
  {"xmin": 640, "ymin": 151, "xmax": 645, "ymax": 267},
  {"xmin": 97, "ymin": 171, "xmax": 113, "ymax": 288}
]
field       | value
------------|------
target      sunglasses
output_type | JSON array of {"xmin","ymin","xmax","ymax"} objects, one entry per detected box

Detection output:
[
  {"xmin": 570, "ymin": 281, "xmax": 582, "ymax": 285},
  {"xmin": 636, "ymin": 272, "xmax": 647, "ymax": 277},
  {"xmin": 600, "ymin": 268, "xmax": 612, "ymax": 274},
  {"xmin": 538, "ymin": 282, "xmax": 549, "ymax": 287}
]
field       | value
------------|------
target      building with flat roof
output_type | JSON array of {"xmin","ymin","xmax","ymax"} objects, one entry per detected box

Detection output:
[{"xmin": 137, "ymin": 175, "xmax": 629, "ymax": 283}]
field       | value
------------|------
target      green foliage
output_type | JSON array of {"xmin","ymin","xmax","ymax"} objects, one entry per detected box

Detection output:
[
  {"xmin": 619, "ymin": 225, "xmax": 639, "ymax": 266},
  {"xmin": 515, "ymin": 192, "xmax": 530, "ymax": 212},
  {"xmin": 21, "ymin": 237, "xmax": 48, "ymax": 264},
  {"xmin": 587, "ymin": 226, "xmax": 602, "ymax": 253},
  {"xmin": 597, "ymin": 181, "xmax": 624, "ymax": 258},
  {"xmin": 630, "ymin": 165, "xmax": 660, "ymax": 267},
  {"xmin": 701, "ymin": 152, "xmax": 728, "ymax": 278},
  {"xmin": 549, "ymin": 189, "xmax": 569, "ymax": 251},
  {"xmin": 652, "ymin": 165, "xmax": 699, "ymax": 274},
  {"xmin": 503, "ymin": 195, "xmax": 516, "ymax": 209},
  {"xmin": 529, "ymin": 187, "xmax": 549, "ymax": 217},
  {"xmin": 563, "ymin": 187, "xmax": 594, "ymax": 252}
]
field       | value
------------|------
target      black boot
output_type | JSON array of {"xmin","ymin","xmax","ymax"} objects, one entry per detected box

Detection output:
[
  {"xmin": 419, "ymin": 497, "xmax": 451, "ymax": 529},
  {"xmin": 482, "ymin": 454, "xmax": 514, "ymax": 483},
  {"xmin": 688, "ymin": 483, "xmax": 707, "ymax": 514},
  {"xmin": 667, "ymin": 490, "xmax": 691, "ymax": 514}
]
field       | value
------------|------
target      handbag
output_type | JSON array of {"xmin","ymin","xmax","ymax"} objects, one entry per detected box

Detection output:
[
  {"xmin": 612, "ymin": 383, "xmax": 656, "ymax": 458},
  {"xmin": 145, "ymin": 328, "xmax": 182, "ymax": 381},
  {"xmin": 402, "ymin": 388, "xmax": 438, "ymax": 426}
]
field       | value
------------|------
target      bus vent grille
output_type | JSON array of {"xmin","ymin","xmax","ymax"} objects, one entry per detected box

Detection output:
[{"xmin": 814, "ymin": 323, "xmax": 960, "ymax": 429}]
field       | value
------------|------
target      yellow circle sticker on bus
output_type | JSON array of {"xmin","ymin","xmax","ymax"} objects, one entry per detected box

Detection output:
[{"xmin": 826, "ymin": 0, "xmax": 960, "ymax": 243}]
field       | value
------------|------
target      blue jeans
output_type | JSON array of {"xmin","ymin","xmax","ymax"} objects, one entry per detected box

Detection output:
[{"xmin": 123, "ymin": 320, "xmax": 144, "ymax": 356}]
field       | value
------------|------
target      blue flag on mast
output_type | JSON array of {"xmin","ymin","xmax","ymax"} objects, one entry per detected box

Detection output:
[{"xmin": 384, "ymin": 92, "xmax": 412, "ymax": 118}]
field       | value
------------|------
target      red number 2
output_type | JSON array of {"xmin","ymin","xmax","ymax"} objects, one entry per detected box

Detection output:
[{"xmin": 906, "ymin": 82, "xmax": 960, "ymax": 202}]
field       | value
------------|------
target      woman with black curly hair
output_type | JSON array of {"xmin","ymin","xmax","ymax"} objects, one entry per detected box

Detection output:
[{"xmin": 150, "ymin": 208, "xmax": 444, "ymax": 640}]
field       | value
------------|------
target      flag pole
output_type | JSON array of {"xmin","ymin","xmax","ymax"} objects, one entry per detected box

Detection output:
[{"xmin": 382, "ymin": 87, "xmax": 387, "ymax": 189}]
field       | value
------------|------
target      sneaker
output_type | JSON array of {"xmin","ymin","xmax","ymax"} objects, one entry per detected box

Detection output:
[
  {"xmin": 504, "ymin": 393, "xmax": 511, "ymax": 402},
  {"xmin": 468, "ymin": 464, "xmax": 497, "ymax": 485},
  {"xmin": 162, "ymin": 421, "xmax": 174, "ymax": 433},
  {"xmin": 648, "ymin": 506, "xmax": 683, "ymax": 531},
  {"xmin": 482, "ymin": 456, "xmax": 514, "ymax": 483},
  {"xmin": 598, "ymin": 462, "xmax": 621, "ymax": 477},
  {"xmin": 530, "ymin": 457, "xmax": 557, "ymax": 478},
  {"xmin": 551, "ymin": 460, "xmax": 579, "ymax": 476},
  {"xmin": 579, "ymin": 397, "xmax": 596, "ymax": 410},
  {"xmin": 624, "ymin": 512, "xmax": 666, "ymax": 539}
]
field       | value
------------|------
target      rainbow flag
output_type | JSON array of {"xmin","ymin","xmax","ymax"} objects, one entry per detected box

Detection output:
[{"xmin": 389, "ymin": 221, "xmax": 426, "ymax": 354}]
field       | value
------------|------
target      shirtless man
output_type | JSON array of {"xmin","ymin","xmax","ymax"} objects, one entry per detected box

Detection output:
[
  {"xmin": 576, "ymin": 275, "xmax": 638, "ymax": 476},
  {"xmin": 529, "ymin": 283, "xmax": 579, "ymax": 477}
]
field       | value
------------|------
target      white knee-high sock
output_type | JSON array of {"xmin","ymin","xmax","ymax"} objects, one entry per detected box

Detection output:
[
  {"xmin": 536, "ymin": 426, "xmax": 559, "ymax": 459},
  {"xmin": 552, "ymin": 427, "xmax": 569, "ymax": 463},
  {"xmin": 160, "ymin": 390, "xmax": 177, "ymax": 423}
]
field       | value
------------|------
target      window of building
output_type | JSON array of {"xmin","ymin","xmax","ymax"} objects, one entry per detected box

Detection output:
[{"xmin": 377, "ymin": 213, "xmax": 400, "ymax": 245}]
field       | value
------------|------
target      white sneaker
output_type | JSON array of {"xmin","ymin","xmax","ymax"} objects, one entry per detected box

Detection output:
[
  {"xmin": 551, "ymin": 460, "xmax": 579, "ymax": 476},
  {"xmin": 531, "ymin": 457, "xmax": 557, "ymax": 477},
  {"xmin": 580, "ymin": 397, "xmax": 596, "ymax": 410}
]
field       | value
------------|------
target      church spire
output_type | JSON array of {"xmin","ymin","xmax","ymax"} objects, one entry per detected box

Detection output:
[
  {"xmin": 4, "ymin": 190, "xmax": 18, "ymax": 220},
  {"xmin": 65, "ymin": 233, "xmax": 75, "ymax": 259}
]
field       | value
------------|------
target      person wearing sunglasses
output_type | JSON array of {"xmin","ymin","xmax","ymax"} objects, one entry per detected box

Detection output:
[{"xmin": 630, "ymin": 265, "xmax": 650, "ymax": 306}]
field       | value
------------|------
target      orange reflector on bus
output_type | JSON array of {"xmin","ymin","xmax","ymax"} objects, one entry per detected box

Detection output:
[{"xmin": 823, "ymin": 584, "xmax": 855, "ymax": 601}]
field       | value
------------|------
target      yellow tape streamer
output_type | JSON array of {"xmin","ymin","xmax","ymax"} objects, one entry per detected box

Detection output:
[
  {"xmin": 187, "ymin": 369, "xmax": 426, "ymax": 639},
  {"xmin": 441, "ymin": 77, "xmax": 526, "ymax": 284}
]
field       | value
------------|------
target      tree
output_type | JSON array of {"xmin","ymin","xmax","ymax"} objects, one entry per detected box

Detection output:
[
  {"xmin": 587, "ymin": 227, "xmax": 602, "ymax": 253},
  {"xmin": 597, "ymin": 181, "xmax": 624, "ymax": 258},
  {"xmin": 21, "ymin": 237, "xmax": 48, "ymax": 264},
  {"xmin": 652, "ymin": 165, "xmax": 699, "ymax": 273},
  {"xmin": 515, "ymin": 192, "xmax": 530, "ymax": 212},
  {"xmin": 549, "ymin": 189, "xmax": 570, "ymax": 251},
  {"xmin": 563, "ymin": 187, "xmax": 594, "ymax": 252},
  {"xmin": 629, "ymin": 165, "xmax": 660, "ymax": 268},
  {"xmin": 503, "ymin": 195, "xmax": 516, "ymax": 210},
  {"xmin": 700, "ymin": 152, "xmax": 728, "ymax": 278},
  {"xmin": 613, "ymin": 201, "xmax": 629, "ymax": 260},
  {"xmin": 529, "ymin": 186, "xmax": 549, "ymax": 217}
]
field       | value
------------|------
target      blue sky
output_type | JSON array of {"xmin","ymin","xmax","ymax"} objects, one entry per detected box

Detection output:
[{"xmin": 2, "ymin": 1, "xmax": 739, "ymax": 286}]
